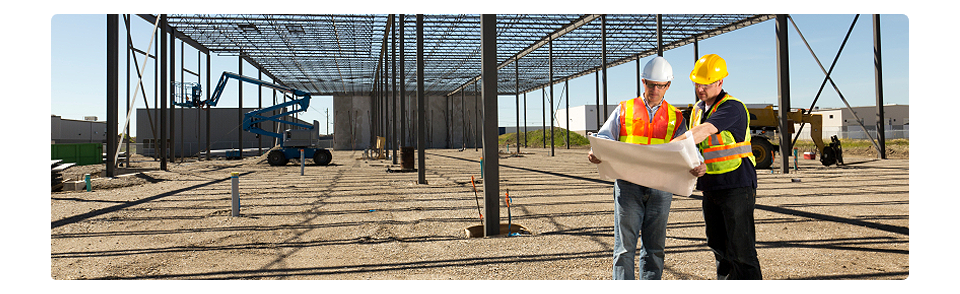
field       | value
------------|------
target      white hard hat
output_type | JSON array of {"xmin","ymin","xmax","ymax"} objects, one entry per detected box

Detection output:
[{"xmin": 641, "ymin": 56, "xmax": 674, "ymax": 82}]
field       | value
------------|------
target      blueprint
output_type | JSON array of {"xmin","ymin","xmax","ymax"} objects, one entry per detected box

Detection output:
[{"xmin": 588, "ymin": 135, "xmax": 701, "ymax": 196}]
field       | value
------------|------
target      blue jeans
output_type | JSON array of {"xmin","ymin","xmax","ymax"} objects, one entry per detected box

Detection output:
[
  {"xmin": 702, "ymin": 186, "xmax": 762, "ymax": 280},
  {"xmin": 612, "ymin": 180, "xmax": 673, "ymax": 280}
]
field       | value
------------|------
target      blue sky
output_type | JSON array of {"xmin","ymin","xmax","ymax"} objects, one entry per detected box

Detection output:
[{"xmin": 49, "ymin": 14, "xmax": 908, "ymax": 137}]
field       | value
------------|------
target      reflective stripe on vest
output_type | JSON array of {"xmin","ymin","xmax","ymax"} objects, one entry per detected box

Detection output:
[
  {"xmin": 690, "ymin": 94, "xmax": 756, "ymax": 174},
  {"xmin": 618, "ymin": 97, "xmax": 682, "ymax": 145}
]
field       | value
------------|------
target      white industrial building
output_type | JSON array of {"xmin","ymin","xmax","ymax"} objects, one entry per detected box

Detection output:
[
  {"xmin": 51, "ymin": 115, "xmax": 107, "ymax": 144},
  {"xmin": 551, "ymin": 104, "xmax": 620, "ymax": 136},
  {"xmin": 800, "ymin": 104, "xmax": 908, "ymax": 140}
]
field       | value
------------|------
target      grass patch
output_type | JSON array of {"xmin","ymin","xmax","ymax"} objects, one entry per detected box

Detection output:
[{"xmin": 499, "ymin": 128, "xmax": 590, "ymax": 148}]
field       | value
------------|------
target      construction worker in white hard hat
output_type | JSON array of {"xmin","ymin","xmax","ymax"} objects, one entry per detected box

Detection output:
[
  {"xmin": 671, "ymin": 53, "xmax": 762, "ymax": 279},
  {"xmin": 587, "ymin": 56, "xmax": 688, "ymax": 280}
]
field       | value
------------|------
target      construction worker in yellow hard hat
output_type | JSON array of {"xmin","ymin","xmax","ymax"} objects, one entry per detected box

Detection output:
[
  {"xmin": 587, "ymin": 56, "xmax": 689, "ymax": 280},
  {"xmin": 672, "ymin": 53, "xmax": 763, "ymax": 279}
]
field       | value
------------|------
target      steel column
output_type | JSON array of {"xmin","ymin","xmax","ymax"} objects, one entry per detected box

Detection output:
[
  {"xmin": 873, "ymin": 14, "xmax": 886, "ymax": 159},
  {"xmin": 238, "ymin": 53, "xmax": 243, "ymax": 159},
  {"xmin": 206, "ymin": 51, "xmax": 211, "ymax": 160},
  {"xmin": 107, "ymin": 14, "xmax": 119, "ymax": 177},
  {"xmin": 475, "ymin": 82, "xmax": 479, "ymax": 151},
  {"xmin": 159, "ymin": 14, "xmax": 167, "ymax": 171},
  {"xmin": 169, "ymin": 30, "xmax": 175, "ymax": 162},
  {"xmin": 601, "ymin": 15, "xmax": 609, "ymax": 123},
  {"xmin": 259, "ymin": 70, "xmax": 263, "ymax": 155},
  {"xmin": 596, "ymin": 71, "xmax": 601, "ymax": 130},
  {"xmin": 523, "ymin": 92, "xmax": 528, "ymax": 147},
  {"xmin": 565, "ymin": 79, "xmax": 570, "ymax": 149},
  {"xmin": 542, "ymin": 90, "xmax": 546, "ymax": 148},
  {"xmin": 480, "ymin": 14, "xmax": 500, "ymax": 237},
  {"xmin": 400, "ymin": 14, "xmax": 406, "ymax": 150},
  {"xmin": 180, "ymin": 42, "xmax": 184, "ymax": 160},
  {"xmin": 636, "ymin": 59, "xmax": 641, "ymax": 97},
  {"xmin": 417, "ymin": 14, "xmax": 426, "ymax": 184},
  {"xmin": 549, "ymin": 37, "xmax": 555, "ymax": 156},
  {"xmin": 124, "ymin": 15, "xmax": 130, "ymax": 168},
  {"xmin": 694, "ymin": 37, "xmax": 699, "ymax": 104},
  {"xmin": 391, "ymin": 14, "xmax": 398, "ymax": 164},
  {"xmin": 516, "ymin": 57, "xmax": 521, "ymax": 154},
  {"xmin": 776, "ymin": 14, "xmax": 791, "ymax": 174},
  {"xmin": 657, "ymin": 14, "xmax": 663, "ymax": 56},
  {"xmin": 154, "ymin": 27, "xmax": 158, "ymax": 160},
  {"xmin": 197, "ymin": 51, "xmax": 201, "ymax": 160}
]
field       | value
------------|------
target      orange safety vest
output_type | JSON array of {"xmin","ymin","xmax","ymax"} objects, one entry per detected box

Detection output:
[{"xmin": 618, "ymin": 97, "xmax": 683, "ymax": 145}]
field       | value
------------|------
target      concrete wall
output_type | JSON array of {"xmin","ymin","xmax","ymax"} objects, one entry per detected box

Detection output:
[
  {"xmin": 51, "ymin": 115, "xmax": 107, "ymax": 144},
  {"xmin": 335, "ymin": 93, "xmax": 463, "ymax": 150},
  {"xmin": 333, "ymin": 95, "xmax": 373, "ymax": 150}
]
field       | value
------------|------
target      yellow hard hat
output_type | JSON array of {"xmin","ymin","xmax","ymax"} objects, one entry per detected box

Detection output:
[{"xmin": 690, "ymin": 54, "xmax": 728, "ymax": 85}]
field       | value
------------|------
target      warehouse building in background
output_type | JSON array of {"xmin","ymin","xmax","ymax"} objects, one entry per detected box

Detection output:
[
  {"xmin": 51, "ymin": 115, "xmax": 107, "ymax": 144},
  {"xmin": 802, "ymin": 104, "xmax": 909, "ymax": 140},
  {"xmin": 135, "ymin": 108, "xmax": 330, "ymax": 158}
]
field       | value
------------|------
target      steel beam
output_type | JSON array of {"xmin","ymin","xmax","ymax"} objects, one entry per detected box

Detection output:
[
  {"xmin": 657, "ymin": 14, "xmax": 664, "ymax": 56},
  {"xmin": 596, "ymin": 71, "xmax": 601, "ymax": 129},
  {"xmin": 417, "ymin": 14, "xmax": 426, "ymax": 184},
  {"xmin": 238, "ymin": 54, "xmax": 243, "ymax": 159},
  {"xmin": 480, "ymin": 14, "xmax": 500, "ymax": 237},
  {"xmin": 601, "ymin": 15, "xmax": 609, "ymax": 123},
  {"xmin": 636, "ymin": 59, "xmax": 641, "ymax": 97},
  {"xmin": 873, "ymin": 15, "xmax": 886, "ymax": 159},
  {"xmin": 549, "ymin": 37, "xmax": 555, "ymax": 156},
  {"xmin": 565, "ymin": 79, "xmax": 570, "ymax": 149},
  {"xmin": 776, "ymin": 14, "xmax": 791, "ymax": 174},
  {"xmin": 206, "ymin": 51, "xmax": 211, "ymax": 160},
  {"xmin": 125, "ymin": 15, "xmax": 131, "ymax": 168},
  {"xmin": 170, "ymin": 30, "xmax": 176, "ymax": 162},
  {"xmin": 693, "ymin": 37, "xmax": 699, "ymax": 104},
  {"xmin": 516, "ymin": 57, "xmax": 521, "ymax": 154},
  {"xmin": 107, "ymin": 15, "xmax": 119, "ymax": 177},
  {"xmin": 160, "ymin": 14, "xmax": 168, "ymax": 171},
  {"xmin": 524, "ymin": 92, "xmax": 528, "ymax": 147},
  {"xmin": 400, "ymin": 14, "xmax": 406, "ymax": 150},
  {"xmin": 391, "ymin": 14, "xmax": 398, "ymax": 164},
  {"xmin": 447, "ymin": 14, "xmax": 600, "ymax": 97}
]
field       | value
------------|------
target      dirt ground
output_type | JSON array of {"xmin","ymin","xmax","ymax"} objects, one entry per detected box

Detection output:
[{"xmin": 50, "ymin": 147, "xmax": 908, "ymax": 283}]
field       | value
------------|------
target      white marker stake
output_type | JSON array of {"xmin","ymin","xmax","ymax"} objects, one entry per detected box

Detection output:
[{"xmin": 231, "ymin": 172, "xmax": 240, "ymax": 217}]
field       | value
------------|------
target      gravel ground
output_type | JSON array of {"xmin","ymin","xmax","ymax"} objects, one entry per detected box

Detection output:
[{"xmin": 50, "ymin": 148, "xmax": 908, "ymax": 283}]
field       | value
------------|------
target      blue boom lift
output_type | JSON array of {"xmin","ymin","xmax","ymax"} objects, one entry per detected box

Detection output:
[{"xmin": 175, "ymin": 71, "xmax": 332, "ymax": 166}]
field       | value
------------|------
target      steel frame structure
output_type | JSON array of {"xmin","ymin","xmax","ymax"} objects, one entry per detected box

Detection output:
[
  {"xmin": 157, "ymin": 14, "xmax": 774, "ymax": 97},
  {"xmin": 109, "ymin": 14, "xmax": 890, "ymax": 178},
  {"xmin": 103, "ymin": 14, "xmax": 892, "ymax": 231}
]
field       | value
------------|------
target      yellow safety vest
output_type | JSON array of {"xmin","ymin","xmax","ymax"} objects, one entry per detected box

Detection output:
[
  {"xmin": 690, "ymin": 94, "xmax": 756, "ymax": 174},
  {"xmin": 618, "ymin": 97, "xmax": 683, "ymax": 145}
]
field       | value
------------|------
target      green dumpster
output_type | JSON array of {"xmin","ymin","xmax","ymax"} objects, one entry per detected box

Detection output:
[{"xmin": 51, "ymin": 143, "xmax": 103, "ymax": 166}]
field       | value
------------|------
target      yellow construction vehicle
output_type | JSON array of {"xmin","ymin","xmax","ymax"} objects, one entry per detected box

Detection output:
[{"xmin": 680, "ymin": 104, "xmax": 842, "ymax": 169}]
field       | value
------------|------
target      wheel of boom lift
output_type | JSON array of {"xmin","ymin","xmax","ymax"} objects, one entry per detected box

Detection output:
[
  {"xmin": 313, "ymin": 149, "xmax": 332, "ymax": 166},
  {"xmin": 751, "ymin": 136, "xmax": 775, "ymax": 169},
  {"xmin": 820, "ymin": 146, "xmax": 837, "ymax": 166},
  {"xmin": 267, "ymin": 150, "xmax": 288, "ymax": 166}
]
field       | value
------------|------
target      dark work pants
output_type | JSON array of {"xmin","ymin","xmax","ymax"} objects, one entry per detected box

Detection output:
[{"xmin": 702, "ymin": 186, "xmax": 762, "ymax": 280}]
